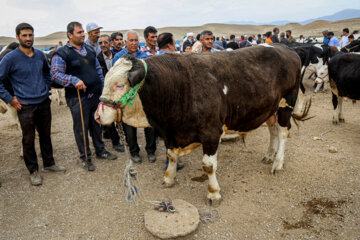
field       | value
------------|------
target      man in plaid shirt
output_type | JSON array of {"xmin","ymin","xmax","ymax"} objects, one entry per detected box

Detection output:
[
  {"xmin": 51, "ymin": 21, "xmax": 117, "ymax": 171},
  {"xmin": 140, "ymin": 26, "xmax": 159, "ymax": 57}
]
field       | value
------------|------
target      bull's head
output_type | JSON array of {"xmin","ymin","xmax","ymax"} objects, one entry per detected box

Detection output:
[
  {"xmin": 94, "ymin": 54, "xmax": 150, "ymax": 128},
  {"xmin": 314, "ymin": 65, "xmax": 329, "ymax": 84}
]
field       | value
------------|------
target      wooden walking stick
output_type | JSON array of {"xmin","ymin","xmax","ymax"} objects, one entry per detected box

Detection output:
[{"xmin": 77, "ymin": 88, "xmax": 88, "ymax": 169}]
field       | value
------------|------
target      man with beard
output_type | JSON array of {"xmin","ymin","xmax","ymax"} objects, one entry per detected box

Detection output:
[
  {"xmin": 113, "ymin": 30, "xmax": 157, "ymax": 164},
  {"xmin": 85, "ymin": 22, "xmax": 102, "ymax": 56},
  {"xmin": 286, "ymin": 30, "xmax": 296, "ymax": 43},
  {"xmin": 141, "ymin": 26, "xmax": 159, "ymax": 57},
  {"xmin": 51, "ymin": 22, "xmax": 117, "ymax": 171},
  {"xmin": 97, "ymin": 34, "xmax": 124, "ymax": 153},
  {"xmin": 199, "ymin": 30, "xmax": 217, "ymax": 53},
  {"xmin": 110, "ymin": 32, "xmax": 123, "ymax": 54},
  {"xmin": 0, "ymin": 23, "xmax": 66, "ymax": 185}
]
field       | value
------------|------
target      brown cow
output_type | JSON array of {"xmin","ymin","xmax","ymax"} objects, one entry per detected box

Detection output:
[{"xmin": 95, "ymin": 44, "xmax": 309, "ymax": 204}]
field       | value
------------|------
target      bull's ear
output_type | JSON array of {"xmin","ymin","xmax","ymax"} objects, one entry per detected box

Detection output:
[{"xmin": 124, "ymin": 54, "xmax": 146, "ymax": 87}]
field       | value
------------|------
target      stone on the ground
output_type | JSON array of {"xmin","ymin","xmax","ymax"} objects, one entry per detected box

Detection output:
[
  {"xmin": 329, "ymin": 146, "xmax": 337, "ymax": 153},
  {"xmin": 144, "ymin": 199, "xmax": 199, "ymax": 239}
]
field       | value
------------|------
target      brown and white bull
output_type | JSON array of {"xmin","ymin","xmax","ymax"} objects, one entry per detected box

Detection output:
[{"xmin": 95, "ymin": 44, "xmax": 310, "ymax": 203}]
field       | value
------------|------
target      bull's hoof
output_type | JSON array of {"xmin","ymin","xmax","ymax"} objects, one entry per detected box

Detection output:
[
  {"xmin": 332, "ymin": 119, "xmax": 339, "ymax": 125},
  {"xmin": 262, "ymin": 156, "xmax": 273, "ymax": 164},
  {"xmin": 163, "ymin": 177, "xmax": 175, "ymax": 188},
  {"xmin": 270, "ymin": 163, "xmax": 283, "ymax": 175},
  {"xmin": 206, "ymin": 197, "xmax": 222, "ymax": 208},
  {"xmin": 339, "ymin": 118, "xmax": 345, "ymax": 123}
]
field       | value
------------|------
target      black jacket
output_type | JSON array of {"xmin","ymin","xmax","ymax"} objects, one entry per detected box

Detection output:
[{"xmin": 97, "ymin": 52, "xmax": 114, "ymax": 77}]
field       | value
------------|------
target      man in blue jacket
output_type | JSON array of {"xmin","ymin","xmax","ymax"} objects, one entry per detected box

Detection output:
[{"xmin": 0, "ymin": 23, "xmax": 66, "ymax": 186}]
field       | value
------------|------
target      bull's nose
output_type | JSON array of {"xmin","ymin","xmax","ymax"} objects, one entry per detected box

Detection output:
[
  {"xmin": 94, "ymin": 111, "xmax": 101, "ymax": 123},
  {"xmin": 314, "ymin": 78, "xmax": 322, "ymax": 84}
]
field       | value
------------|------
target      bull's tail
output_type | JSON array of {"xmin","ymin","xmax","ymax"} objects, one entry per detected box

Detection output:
[{"xmin": 292, "ymin": 87, "xmax": 313, "ymax": 125}]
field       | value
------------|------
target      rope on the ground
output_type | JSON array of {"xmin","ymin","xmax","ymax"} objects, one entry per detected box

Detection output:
[{"xmin": 116, "ymin": 119, "xmax": 174, "ymax": 211}]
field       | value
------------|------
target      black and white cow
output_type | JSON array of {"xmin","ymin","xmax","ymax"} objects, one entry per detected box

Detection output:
[
  {"xmin": 95, "ymin": 44, "xmax": 310, "ymax": 203},
  {"xmin": 287, "ymin": 43, "xmax": 331, "ymax": 92},
  {"xmin": 315, "ymin": 53, "xmax": 360, "ymax": 124}
]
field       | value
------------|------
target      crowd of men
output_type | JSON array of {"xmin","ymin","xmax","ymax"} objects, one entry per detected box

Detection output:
[{"xmin": 0, "ymin": 21, "xmax": 358, "ymax": 186}]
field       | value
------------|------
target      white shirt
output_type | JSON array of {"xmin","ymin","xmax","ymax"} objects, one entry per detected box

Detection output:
[
  {"xmin": 102, "ymin": 52, "xmax": 113, "ymax": 71},
  {"xmin": 341, "ymin": 35, "xmax": 349, "ymax": 48}
]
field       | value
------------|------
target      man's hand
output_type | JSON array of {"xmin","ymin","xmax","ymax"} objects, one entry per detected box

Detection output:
[
  {"xmin": 9, "ymin": 96, "xmax": 27, "ymax": 111},
  {"xmin": 75, "ymin": 80, "xmax": 87, "ymax": 92}
]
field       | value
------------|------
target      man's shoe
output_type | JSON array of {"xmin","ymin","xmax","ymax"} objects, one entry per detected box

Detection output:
[
  {"xmin": 131, "ymin": 154, "xmax": 142, "ymax": 163},
  {"xmin": 103, "ymin": 131, "xmax": 110, "ymax": 139},
  {"xmin": 148, "ymin": 153, "xmax": 156, "ymax": 163},
  {"xmin": 96, "ymin": 150, "xmax": 117, "ymax": 160},
  {"xmin": 113, "ymin": 144, "xmax": 125, "ymax": 152},
  {"xmin": 30, "ymin": 171, "xmax": 42, "ymax": 186},
  {"xmin": 44, "ymin": 165, "xmax": 66, "ymax": 172},
  {"xmin": 82, "ymin": 161, "xmax": 95, "ymax": 171}
]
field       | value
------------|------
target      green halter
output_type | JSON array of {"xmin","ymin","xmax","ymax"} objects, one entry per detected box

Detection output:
[{"xmin": 116, "ymin": 59, "xmax": 147, "ymax": 107}]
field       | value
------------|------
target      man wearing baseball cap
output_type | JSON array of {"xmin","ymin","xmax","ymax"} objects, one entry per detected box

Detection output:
[{"xmin": 85, "ymin": 22, "xmax": 103, "ymax": 56}]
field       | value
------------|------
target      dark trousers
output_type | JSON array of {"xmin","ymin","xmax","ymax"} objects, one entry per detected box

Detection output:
[
  {"xmin": 17, "ymin": 98, "xmax": 55, "ymax": 173},
  {"xmin": 122, "ymin": 123, "xmax": 156, "ymax": 156},
  {"xmin": 103, "ymin": 123, "xmax": 120, "ymax": 146},
  {"xmin": 66, "ymin": 93, "xmax": 105, "ymax": 162}
]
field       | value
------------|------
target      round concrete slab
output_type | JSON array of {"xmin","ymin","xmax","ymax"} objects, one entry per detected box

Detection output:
[{"xmin": 144, "ymin": 199, "xmax": 199, "ymax": 239}]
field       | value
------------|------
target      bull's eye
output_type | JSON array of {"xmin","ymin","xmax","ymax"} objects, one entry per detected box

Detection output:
[{"xmin": 115, "ymin": 84, "xmax": 124, "ymax": 90}]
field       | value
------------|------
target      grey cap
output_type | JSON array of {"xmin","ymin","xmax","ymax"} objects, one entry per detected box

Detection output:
[
  {"xmin": 280, "ymin": 32, "xmax": 285, "ymax": 36},
  {"xmin": 86, "ymin": 22, "xmax": 103, "ymax": 33},
  {"xmin": 322, "ymin": 30, "xmax": 328, "ymax": 34}
]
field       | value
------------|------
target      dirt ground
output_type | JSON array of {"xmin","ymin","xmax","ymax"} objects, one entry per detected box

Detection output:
[{"xmin": 0, "ymin": 75, "xmax": 359, "ymax": 240}]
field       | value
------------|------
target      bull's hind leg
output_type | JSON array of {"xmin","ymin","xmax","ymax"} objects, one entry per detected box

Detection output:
[
  {"xmin": 201, "ymin": 140, "xmax": 222, "ymax": 205},
  {"xmin": 262, "ymin": 118, "xmax": 279, "ymax": 164}
]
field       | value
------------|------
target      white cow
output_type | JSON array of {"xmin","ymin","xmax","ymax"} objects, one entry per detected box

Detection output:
[
  {"xmin": 50, "ymin": 88, "xmax": 65, "ymax": 105},
  {"xmin": 0, "ymin": 99, "xmax": 23, "ymax": 157}
]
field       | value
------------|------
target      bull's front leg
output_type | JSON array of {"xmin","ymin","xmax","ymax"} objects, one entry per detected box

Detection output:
[
  {"xmin": 202, "ymin": 151, "xmax": 221, "ymax": 204},
  {"xmin": 271, "ymin": 124, "xmax": 289, "ymax": 174},
  {"xmin": 163, "ymin": 150, "xmax": 178, "ymax": 187}
]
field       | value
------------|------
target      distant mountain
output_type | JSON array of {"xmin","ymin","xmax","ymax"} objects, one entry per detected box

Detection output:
[
  {"xmin": 300, "ymin": 9, "xmax": 360, "ymax": 25},
  {"xmin": 225, "ymin": 8, "xmax": 360, "ymax": 26}
]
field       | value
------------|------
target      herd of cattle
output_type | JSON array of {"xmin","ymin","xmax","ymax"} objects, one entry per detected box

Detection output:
[{"xmin": 1, "ymin": 39, "xmax": 359, "ymax": 203}]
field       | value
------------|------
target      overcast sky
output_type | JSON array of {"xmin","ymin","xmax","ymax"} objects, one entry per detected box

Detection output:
[{"xmin": 0, "ymin": 0, "xmax": 359, "ymax": 37}]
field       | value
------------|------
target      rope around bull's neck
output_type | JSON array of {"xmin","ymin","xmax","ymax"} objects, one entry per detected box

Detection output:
[{"xmin": 116, "ymin": 59, "xmax": 147, "ymax": 106}]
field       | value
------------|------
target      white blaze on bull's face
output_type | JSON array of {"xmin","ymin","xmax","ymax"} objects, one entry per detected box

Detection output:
[
  {"xmin": 102, "ymin": 58, "xmax": 133, "ymax": 102},
  {"xmin": 96, "ymin": 58, "xmax": 150, "ymax": 128}
]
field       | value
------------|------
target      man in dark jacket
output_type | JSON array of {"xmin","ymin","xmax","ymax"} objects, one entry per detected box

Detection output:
[
  {"xmin": 226, "ymin": 35, "xmax": 239, "ymax": 50},
  {"xmin": 97, "ymin": 34, "xmax": 125, "ymax": 153},
  {"xmin": 271, "ymin": 27, "xmax": 280, "ymax": 43},
  {"xmin": 51, "ymin": 22, "xmax": 117, "ymax": 171}
]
